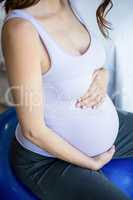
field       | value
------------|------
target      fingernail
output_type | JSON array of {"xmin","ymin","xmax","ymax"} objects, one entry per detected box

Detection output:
[
  {"xmin": 78, "ymin": 98, "xmax": 82, "ymax": 102},
  {"xmin": 76, "ymin": 103, "xmax": 81, "ymax": 107}
]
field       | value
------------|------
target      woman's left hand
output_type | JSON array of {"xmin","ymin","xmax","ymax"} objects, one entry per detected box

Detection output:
[{"xmin": 75, "ymin": 67, "xmax": 109, "ymax": 109}]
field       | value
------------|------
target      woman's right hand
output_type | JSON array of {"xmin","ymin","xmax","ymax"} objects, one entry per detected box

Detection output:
[{"xmin": 91, "ymin": 145, "xmax": 116, "ymax": 170}]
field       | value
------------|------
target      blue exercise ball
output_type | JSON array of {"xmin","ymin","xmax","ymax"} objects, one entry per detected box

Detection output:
[
  {"xmin": 102, "ymin": 158, "xmax": 133, "ymax": 199},
  {"xmin": 0, "ymin": 107, "xmax": 133, "ymax": 199},
  {"xmin": 0, "ymin": 107, "xmax": 38, "ymax": 200}
]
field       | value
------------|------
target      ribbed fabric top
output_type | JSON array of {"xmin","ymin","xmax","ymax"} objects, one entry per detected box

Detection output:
[{"xmin": 3, "ymin": 0, "xmax": 119, "ymax": 157}]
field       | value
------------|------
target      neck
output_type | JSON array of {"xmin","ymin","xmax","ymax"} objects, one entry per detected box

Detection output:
[{"xmin": 25, "ymin": 0, "xmax": 66, "ymax": 18}]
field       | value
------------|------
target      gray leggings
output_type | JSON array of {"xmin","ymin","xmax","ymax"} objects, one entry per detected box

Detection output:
[{"xmin": 10, "ymin": 109, "xmax": 133, "ymax": 200}]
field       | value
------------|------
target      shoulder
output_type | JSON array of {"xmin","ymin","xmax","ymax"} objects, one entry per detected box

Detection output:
[
  {"xmin": 1, "ymin": 17, "xmax": 41, "ymax": 55},
  {"xmin": 2, "ymin": 17, "xmax": 38, "ymax": 39},
  {"xmin": 1, "ymin": 16, "xmax": 50, "ymax": 67}
]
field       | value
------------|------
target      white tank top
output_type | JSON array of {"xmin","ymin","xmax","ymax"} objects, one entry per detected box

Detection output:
[{"xmin": 4, "ymin": 0, "xmax": 119, "ymax": 157}]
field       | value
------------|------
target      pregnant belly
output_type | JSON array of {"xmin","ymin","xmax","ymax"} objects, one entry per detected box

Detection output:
[{"xmin": 44, "ymin": 94, "xmax": 119, "ymax": 157}]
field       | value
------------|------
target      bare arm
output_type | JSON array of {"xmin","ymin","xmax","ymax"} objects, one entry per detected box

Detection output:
[{"xmin": 2, "ymin": 18, "xmax": 97, "ymax": 170}]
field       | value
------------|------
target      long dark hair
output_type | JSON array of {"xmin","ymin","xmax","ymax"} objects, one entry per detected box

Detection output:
[{"xmin": 0, "ymin": 0, "xmax": 113, "ymax": 38}]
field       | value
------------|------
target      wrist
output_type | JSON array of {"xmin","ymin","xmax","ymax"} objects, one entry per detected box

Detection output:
[{"xmin": 87, "ymin": 157, "xmax": 99, "ymax": 170}]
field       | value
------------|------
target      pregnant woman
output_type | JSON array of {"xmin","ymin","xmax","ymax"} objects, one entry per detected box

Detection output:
[{"xmin": 1, "ymin": 0, "xmax": 133, "ymax": 199}]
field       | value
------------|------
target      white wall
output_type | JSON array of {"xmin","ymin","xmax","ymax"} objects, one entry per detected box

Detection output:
[{"xmin": 108, "ymin": 0, "xmax": 133, "ymax": 112}]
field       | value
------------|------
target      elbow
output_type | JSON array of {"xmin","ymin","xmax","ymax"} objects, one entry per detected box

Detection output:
[
  {"xmin": 22, "ymin": 123, "xmax": 48, "ymax": 141},
  {"xmin": 23, "ymin": 129, "xmax": 37, "ymax": 141}
]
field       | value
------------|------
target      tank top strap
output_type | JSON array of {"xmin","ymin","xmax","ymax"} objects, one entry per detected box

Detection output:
[{"xmin": 69, "ymin": 0, "xmax": 91, "ymax": 32}]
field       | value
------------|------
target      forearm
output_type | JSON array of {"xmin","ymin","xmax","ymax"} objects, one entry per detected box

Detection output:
[{"xmin": 24, "ymin": 124, "xmax": 95, "ymax": 170}]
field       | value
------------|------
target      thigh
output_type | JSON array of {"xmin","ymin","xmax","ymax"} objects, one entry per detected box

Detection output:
[
  {"xmin": 113, "ymin": 109, "xmax": 133, "ymax": 159},
  {"xmin": 47, "ymin": 162, "xmax": 130, "ymax": 200},
  {"xmin": 10, "ymin": 137, "xmax": 130, "ymax": 200}
]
